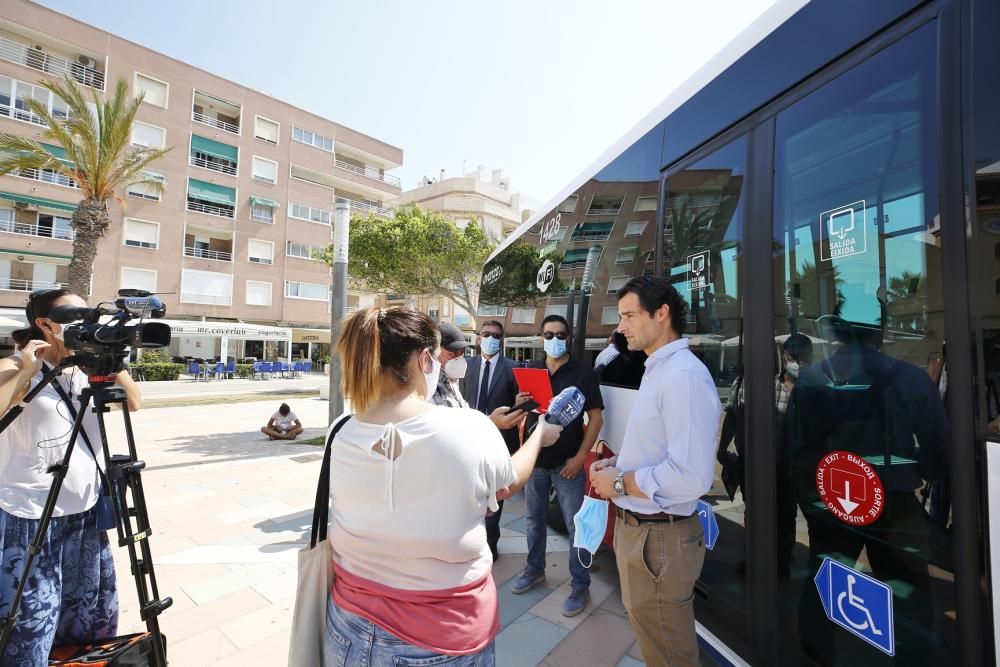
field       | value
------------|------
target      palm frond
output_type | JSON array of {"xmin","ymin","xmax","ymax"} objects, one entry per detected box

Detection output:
[{"xmin": 0, "ymin": 134, "xmax": 75, "ymax": 180}]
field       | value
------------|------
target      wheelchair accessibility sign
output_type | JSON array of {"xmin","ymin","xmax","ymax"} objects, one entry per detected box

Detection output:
[
  {"xmin": 695, "ymin": 500, "xmax": 718, "ymax": 550},
  {"xmin": 814, "ymin": 558, "xmax": 894, "ymax": 656}
]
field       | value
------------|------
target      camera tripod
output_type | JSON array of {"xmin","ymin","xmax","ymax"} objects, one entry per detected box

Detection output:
[{"xmin": 0, "ymin": 355, "xmax": 171, "ymax": 666}]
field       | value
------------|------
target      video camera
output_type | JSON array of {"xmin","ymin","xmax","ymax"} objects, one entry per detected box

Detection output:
[{"xmin": 49, "ymin": 289, "xmax": 171, "ymax": 377}]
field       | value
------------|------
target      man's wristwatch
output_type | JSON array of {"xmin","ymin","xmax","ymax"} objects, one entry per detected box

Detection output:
[{"xmin": 612, "ymin": 471, "xmax": 626, "ymax": 497}]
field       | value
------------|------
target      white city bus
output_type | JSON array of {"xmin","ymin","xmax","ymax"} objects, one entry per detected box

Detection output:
[{"xmin": 478, "ymin": 0, "xmax": 998, "ymax": 664}]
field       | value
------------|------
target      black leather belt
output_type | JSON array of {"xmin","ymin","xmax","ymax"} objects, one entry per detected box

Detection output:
[{"xmin": 615, "ymin": 506, "xmax": 694, "ymax": 525}]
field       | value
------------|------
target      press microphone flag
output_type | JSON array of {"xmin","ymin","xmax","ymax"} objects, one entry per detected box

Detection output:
[{"xmin": 545, "ymin": 386, "xmax": 585, "ymax": 426}]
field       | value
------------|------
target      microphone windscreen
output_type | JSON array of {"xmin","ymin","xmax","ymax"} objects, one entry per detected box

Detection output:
[{"xmin": 544, "ymin": 386, "xmax": 585, "ymax": 426}]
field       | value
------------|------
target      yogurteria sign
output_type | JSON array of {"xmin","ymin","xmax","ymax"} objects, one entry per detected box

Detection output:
[
  {"xmin": 815, "ymin": 450, "xmax": 885, "ymax": 526},
  {"xmin": 164, "ymin": 321, "xmax": 291, "ymax": 342}
]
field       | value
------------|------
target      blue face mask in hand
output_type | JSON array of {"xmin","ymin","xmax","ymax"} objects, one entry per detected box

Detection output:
[
  {"xmin": 480, "ymin": 336, "xmax": 500, "ymax": 356},
  {"xmin": 573, "ymin": 495, "xmax": 609, "ymax": 568},
  {"xmin": 544, "ymin": 337, "xmax": 567, "ymax": 358}
]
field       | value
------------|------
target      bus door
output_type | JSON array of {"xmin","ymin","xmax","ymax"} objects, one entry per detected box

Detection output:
[{"xmin": 770, "ymin": 19, "xmax": 956, "ymax": 666}]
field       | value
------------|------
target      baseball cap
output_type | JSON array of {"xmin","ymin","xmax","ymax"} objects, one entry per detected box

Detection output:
[{"xmin": 439, "ymin": 322, "xmax": 470, "ymax": 353}]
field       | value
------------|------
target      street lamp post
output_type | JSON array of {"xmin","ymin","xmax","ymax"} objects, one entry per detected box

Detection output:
[{"xmin": 329, "ymin": 201, "xmax": 350, "ymax": 421}]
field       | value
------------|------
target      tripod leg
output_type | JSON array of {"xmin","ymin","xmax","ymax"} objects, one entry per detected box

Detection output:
[
  {"xmin": 0, "ymin": 392, "xmax": 92, "ymax": 660},
  {"xmin": 95, "ymin": 397, "xmax": 171, "ymax": 667}
]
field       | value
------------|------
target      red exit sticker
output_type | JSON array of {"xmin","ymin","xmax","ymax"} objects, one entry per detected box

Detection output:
[{"xmin": 815, "ymin": 450, "xmax": 884, "ymax": 526}]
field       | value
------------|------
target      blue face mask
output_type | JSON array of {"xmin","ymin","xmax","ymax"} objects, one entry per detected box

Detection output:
[
  {"xmin": 544, "ymin": 337, "xmax": 567, "ymax": 358},
  {"xmin": 572, "ymin": 495, "xmax": 609, "ymax": 568},
  {"xmin": 480, "ymin": 336, "xmax": 500, "ymax": 356}
]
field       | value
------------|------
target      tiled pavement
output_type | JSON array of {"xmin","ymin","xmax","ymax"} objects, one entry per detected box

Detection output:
[{"xmin": 103, "ymin": 397, "xmax": 713, "ymax": 665}]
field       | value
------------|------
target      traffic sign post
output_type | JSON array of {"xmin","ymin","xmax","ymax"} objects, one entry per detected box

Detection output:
[
  {"xmin": 814, "ymin": 558, "xmax": 894, "ymax": 656},
  {"xmin": 696, "ymin": 500, "xmax": 719, "ymax": 550}
]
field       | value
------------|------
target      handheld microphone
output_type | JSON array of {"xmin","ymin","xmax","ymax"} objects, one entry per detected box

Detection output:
[{"xmin": 545, "ymin": 387, "xmax": 585, "ymax": 426}]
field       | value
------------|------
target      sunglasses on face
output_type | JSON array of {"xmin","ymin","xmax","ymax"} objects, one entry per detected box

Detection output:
[
  {"xmin": 479, "ymin": 331, "xmax": 502, "ymax": 339},
  {"xmin": 540, "ymin": 331, "xmax": 569, "ymax": 340}
]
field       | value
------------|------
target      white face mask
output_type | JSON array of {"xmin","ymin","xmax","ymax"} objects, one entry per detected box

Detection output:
[
  {"xmin": 444, "ymin": 355, "xmax": 467, "ymax": 379},
  {"xmin": 423, "ymin": 353, "xmax": 441, "ymax": 401},
  {"xmin": 46, "ymin": 320, "xmax": 64, "ymax": 342},
  {"xmin": 785, "ymin": 361, "xmax": 800, "ymax": 378}
]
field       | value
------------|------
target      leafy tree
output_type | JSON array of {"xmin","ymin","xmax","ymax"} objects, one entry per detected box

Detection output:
[
  {"xmin": 0, "ymin": 76, "xmax": 170, "ymax": 296},
  {"xmin": 316, "ymin": 205, "xmax": 495, "ymax": 323}
]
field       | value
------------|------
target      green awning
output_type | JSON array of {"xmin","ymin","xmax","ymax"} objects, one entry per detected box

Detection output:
[
  {"xmin": 250, "ymin": 196, "xmax": 279, "ymax": 209},
  {"xmin": 571, "ymin": 221, "xmax": 614, "ymax": 239},
  {"xmin": 564, "ymin": 248, "xmax": 592, "ymax": 262},
  {"xmin": 3, "ymin": 143, "xmax": 73, "ymax": 168},
  {"xmin": 190, "ymin": 135, "xmax": 238, "ymax": 162},
  {"xmin": 187, "ymin": 179, "xmax": 235, "ymax": 206},
  {"xmin": 0, "ymin": 192, "xmax": 76, "ymax": 212}
]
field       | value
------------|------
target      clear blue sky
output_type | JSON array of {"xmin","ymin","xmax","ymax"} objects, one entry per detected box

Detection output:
[{"xmin": 39, "ymin": 0, "xmax": 779, "ymax": 209}]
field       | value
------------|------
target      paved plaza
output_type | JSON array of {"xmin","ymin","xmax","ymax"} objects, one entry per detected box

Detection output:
[{"xmin": 104, "ymin": 394, "xmax": 660, "ymax": 666}]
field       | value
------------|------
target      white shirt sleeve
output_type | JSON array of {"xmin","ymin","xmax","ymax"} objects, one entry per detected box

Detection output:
[
  {"xmin": 632, "ymin": 369, "xmax": 720, "ymax": 510},
  {"xmin": 477, "ymin": 413, "xmax": 515, "ymax": 513}
]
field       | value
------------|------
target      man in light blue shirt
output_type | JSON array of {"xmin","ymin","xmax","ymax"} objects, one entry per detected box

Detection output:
[{"xmin": 591, "ymin": 275, "xmax": 720, "ymax": 667}]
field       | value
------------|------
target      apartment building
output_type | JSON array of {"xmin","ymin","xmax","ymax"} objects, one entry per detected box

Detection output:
[
  {"xmin": 0, "ymin": 0, "xmax": 402, "ymax": 363},
  {"xmin": 388, "ymin": 166, "xmax": 529, "ymax": 336}
]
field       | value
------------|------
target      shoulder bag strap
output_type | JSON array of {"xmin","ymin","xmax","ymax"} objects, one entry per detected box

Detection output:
[
  {"xmin": 43, "ymin": 362, "xmax": 112, "ymax": 492},
  {"xmin": 311, "ymin": 414, "xmax": 353, "ymax": 549}
]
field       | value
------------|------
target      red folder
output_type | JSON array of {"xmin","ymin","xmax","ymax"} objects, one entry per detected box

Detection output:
[{"xmin": 512, "ymin": 368, "xmax": 554, "ymax": 413}]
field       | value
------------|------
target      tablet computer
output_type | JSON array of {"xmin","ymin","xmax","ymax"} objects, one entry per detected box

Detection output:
[{"xmin": 512, "ymin": 367, "xmax": 554, "ymax": 413}]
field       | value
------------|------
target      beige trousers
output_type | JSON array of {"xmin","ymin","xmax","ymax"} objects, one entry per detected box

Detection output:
[{"xmin": 614, "ymin": 515, "xmax": 705, "ymax": 667}]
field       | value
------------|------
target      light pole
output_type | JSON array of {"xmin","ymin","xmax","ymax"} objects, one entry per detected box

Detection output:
[
  {"xmin": 328, "ymin": 201, "xmax": 350, "ymax": 421},
  {"xmin": 573, "ymin": 245, "xmax": 600, "ymax": 360}
]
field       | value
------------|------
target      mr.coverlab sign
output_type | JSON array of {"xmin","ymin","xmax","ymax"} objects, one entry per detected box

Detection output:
[{"xmin": 816, "ymin": 450, "xmax": 884, "ymax": 526}]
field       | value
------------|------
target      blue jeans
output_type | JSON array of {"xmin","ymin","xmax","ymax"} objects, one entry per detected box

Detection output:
[
  {"xmin": 523, "ymin": 466, "xmax": 590, "ymax": 591},
  {"xmin": 324, "ymin": 595, "xmax": 496, "ymax": 666}
]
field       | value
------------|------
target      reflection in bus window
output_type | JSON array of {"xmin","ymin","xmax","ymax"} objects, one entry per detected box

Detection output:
[
  {"xmin": 478, "ymin": 122, "xmax": 664, "ymax": 372},
  {"xmin": 772, "ymin": 23, "xmax": 954, "ymax": 665},
  {"xmin": 662, "ymin": 134, "xmax": 750, "ymax": 656}
]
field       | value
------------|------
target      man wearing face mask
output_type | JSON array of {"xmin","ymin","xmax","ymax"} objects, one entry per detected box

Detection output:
[
  {"xmin": 460, "ymin": 319, "xmax": 525, "ymax": 560},
  {"xmin": 510, "ymin": 314, "xmax": 604, "ymax": 618},
  {"xmin": 430, "ymin": 322, "xmax": 472, "ymax": 408}
]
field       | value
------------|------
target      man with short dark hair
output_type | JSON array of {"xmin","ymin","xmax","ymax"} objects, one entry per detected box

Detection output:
[
  {"xmin": 590, "ymin": 276, "xmax": 720, "ymax": 667},
  {"xmin": 510, "ymin": 314, "xmax": 604, "ymax": 618},
  {"xmin": 462, "ymin": 319, "xmax": 523, "ymax": 560}
]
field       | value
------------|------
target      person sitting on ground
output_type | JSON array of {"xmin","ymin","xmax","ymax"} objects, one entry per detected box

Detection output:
[{"xmin": 261, "ymin": 403, "xmax": 303, "ymax": 440}]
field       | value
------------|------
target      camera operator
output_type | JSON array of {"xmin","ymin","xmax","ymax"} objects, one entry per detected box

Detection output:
[{"xmin": 0, "ymin": 288, "xmax": 141, "ymax": 666}]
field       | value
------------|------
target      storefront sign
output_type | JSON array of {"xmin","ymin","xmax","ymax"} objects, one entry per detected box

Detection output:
[
  {"xmin": 160, "ymin": 320, "xmax": 291, "ymax": 342},
  {"xmin": 815, "ymin": 450, "xmax": 884, "ymax": 526}
]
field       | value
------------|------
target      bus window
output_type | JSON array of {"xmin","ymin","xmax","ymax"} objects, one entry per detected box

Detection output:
[
  {"xmin": 772, "ymin": 22, "xmax": 951, "ymax": 665},
  {"xmin": 479, "ymin": 122, "xmax": 664, "ymax": 375},
  {"xmin": 662, "ymin": 134, "xmax": 750, "ymax": 656}
]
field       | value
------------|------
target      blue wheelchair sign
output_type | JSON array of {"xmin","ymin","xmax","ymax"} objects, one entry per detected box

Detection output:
[
  {"xmin": 695, "ymin": 500, "xmax": 718, "ymax": 550},
  {"xmin": 814, "ymin": 558, "xmax": 894, "ymax": 656}
]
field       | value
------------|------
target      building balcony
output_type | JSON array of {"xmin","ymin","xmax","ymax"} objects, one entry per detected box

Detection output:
[
  {"xmin": 184, "ymin": 246, "xmax": 232, "ymax": 262},
  {"xmin": 338, "ymin": 196, "xmax": 392, "ymax": 218},
  {"xmin": 0, "ymin": 35, "xmax": 105, "ymax": 90},
  {"xmin": 334, "ymin": 158, "xmax": 401, "ymax": 188},
  {"xmin": 180, "ymin": 292, "xmax": 231, "ymax": 306},
  {"xmin": 189, "ymin": 154, "xmax": 237, "ymax": 176},
  {"xmin": 187, "ymin": 199, "xmax": 235, "ymax": 219},
  {"xmin": 12, "ymin": 167, "xmax": 78, "ymax": 189},
  {"xmin": 0, "ymin": 278, "xmax": 67, "ymax": 292},
  {"xmin": 0, "ymin": 218, "xmax": 74, "ymax": 241},
  {"xmin": 192, "ymin": 90, "xmax": 241, "ymax": 135}
]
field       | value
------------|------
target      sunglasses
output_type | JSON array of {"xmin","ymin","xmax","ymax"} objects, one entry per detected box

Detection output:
[
  {"xmin": 478, "ymin": 331, "xmax": 502, "ymax": 339},
  {"xmin": 540, "ymin": 331, "xmax": 569, "ymax": 340}
]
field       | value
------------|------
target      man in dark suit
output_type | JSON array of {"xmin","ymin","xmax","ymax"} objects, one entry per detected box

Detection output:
[{"xmin": 463, "ymin": 319, "xmax": 522, "ymax": 559}]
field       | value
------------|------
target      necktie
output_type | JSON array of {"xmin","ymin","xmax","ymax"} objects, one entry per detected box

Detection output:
[{"xmin": 478, "ymin": 359, "xmax": 492, "ymax": 412}]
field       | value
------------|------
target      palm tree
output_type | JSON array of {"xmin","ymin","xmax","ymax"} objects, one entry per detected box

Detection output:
[{"xmin": 0, "ymin": 75, "xmax": 170, "ymax": 296}]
